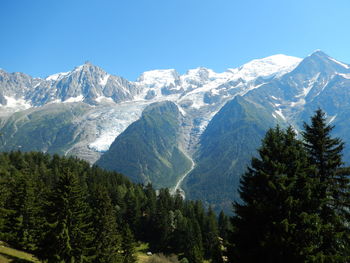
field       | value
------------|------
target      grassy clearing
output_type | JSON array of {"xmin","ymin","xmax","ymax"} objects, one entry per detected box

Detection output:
[
  {"xmin": 0, "ymin": 242, "xmax": 40, "ymax": 263},
  {"xmin": 135, "ymin": 243, "xmax": 181, "ymax": 263}
]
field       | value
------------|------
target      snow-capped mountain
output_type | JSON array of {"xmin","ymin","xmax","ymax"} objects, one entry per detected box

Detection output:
[
  {"xmin": 0, "ymin": 53, "xmax": 301, "ymax": 155},
  {"xmin": 2, "ymin": 50, "xmax": 350, "ymax": 210}
]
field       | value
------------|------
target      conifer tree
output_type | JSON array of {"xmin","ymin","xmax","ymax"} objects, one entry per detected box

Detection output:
[
  {"xmin": 302, "ymin": 109, "xmax": 350, "ymax": 260},
  {"xmin": 1, "ymin": 169, "xmax": 39, "ymax": 251},
  {"xmin": 121, "ymin": 225, "xmax": 136, "ymax": 263},
  {"xmin": 229, "ymin": 126, "xmax": 321, "ymax": 263},
  {"xmin": 89, "ymin": 186, "xmax": 122, "ymax": 263},
  {"xmin": 184, "ymin": 220, "xmax": 204, "ymax": 263},
  {"xmin": 218, "ymin": 210, "xmax": 230, "ymax": 241},
  {"xmin": 37, "ymin": 169, "xmax": 91, "ymax": 263},
  {"xmin": 203, "ymin": 206, "xmax": 221, "ymax": 260}
]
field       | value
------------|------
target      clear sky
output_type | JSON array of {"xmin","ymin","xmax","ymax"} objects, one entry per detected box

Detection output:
[{"xmin": 1, "ymin": 0, "xmax": 350, "ymax": 80}]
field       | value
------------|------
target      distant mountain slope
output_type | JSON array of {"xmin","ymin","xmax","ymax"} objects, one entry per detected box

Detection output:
[
  {"xmin": 183, "ymin": 96, "xmax": 276, "ymax": 210},
  {"xmin": 96, "ymin": 101, "xmax": 192, "ymax": 189},
  {"xmin": 0, "ymin": 54, "xmax": 300, "ymax": 164}
]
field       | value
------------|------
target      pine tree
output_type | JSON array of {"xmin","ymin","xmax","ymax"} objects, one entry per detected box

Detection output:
[
  {"xmin": 203, "ymin": 206, "xmax": 222, "ymax": 262},
  {"xmin": 184, "ymin": 219, "xmax": 204, "ymax": 263},
  {"xmin": 89, "ymin": 186, "xmax": 122, "ymax": 263},
  {"xmin": 302, "ymin": 109, "xmax": 350, "ymax": 261},
  {"xmin": 37, "ymin": 169, "xmax": 91, "ymax": 263},
  {"xmin": 218, "ymin": 210, "xmax": 230, "ymax": 241},
  {"xmin": 1, "ymin": 168, "xmax": 39, "ymax": 251},
  {"xmin": 229, "ymin": 126, "xmax": 321, "ymax": 263},
  {"xmin": 121, "ymin": 225, "xmax": 136, "ymax": 263}
]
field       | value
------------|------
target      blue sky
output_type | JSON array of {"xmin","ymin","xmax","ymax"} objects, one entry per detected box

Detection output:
[{"xmin": 1, "ymin": 0, "xmax": 349, "ymax": 80}]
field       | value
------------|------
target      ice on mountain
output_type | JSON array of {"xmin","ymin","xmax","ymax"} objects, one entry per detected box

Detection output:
[
  {"xmin": 1, "ymin": 96, "xmax": 31, "ymax": 111},
  {"xmin": 99, "ymin": 74, "xmax": 110, "ymax": 86},
  {"xmin": 88, "ymin": 102, "xmax": 146, "ymax": 152},
  {"xmin": 63, "ymin": 95, "xmax": 84, "ymax": 103},
  {"xmin": 274, "ymin": 109, "xmax": 286, "ymax": 121},
  {"xmin": 46, "ymin": 71, "xmax": 70, "ymax": 81},
  {"xmin": 329, "ymin": 57, "xmax": 350, "ymax": 69},
  {"xmin": 95, "ymin": 96, "xmax": 115, "ymax": 103},
  {"xmin": 228, "ymin": 54, "xmax": 302, "ymax": 82},
  {"xmin": 337, "ymin": 73, "xmax": 350, "ymax": 79}
]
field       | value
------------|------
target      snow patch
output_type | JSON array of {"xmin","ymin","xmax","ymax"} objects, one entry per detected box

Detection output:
[
  {"xmin": 337, "ymin": 73, "xmax": 350, "ymax": 79},
  {"xmin": 328, "ymin": 115, "xmax": 337, "ymax": 124},
  {"xmin": 228, "ymin": 54, "xmax": 302, "ymax": 82},
  {"xmin": 95, "ymin": 96, "xmax": 114, "ymax": 103},
  {"xmin": 63, "ymin": 95, "xmax": 84, "ymax": 103},
  {"xmin": 177, "ymin": 105, "xmax": 187, "ymax": 116},
  {"xmin": 99, "ymin": 74, "xmax": 110, "ymax": 86},
  {"xmin": 46, "ymin": 71, "xmax": 69, "ymax": 81},
  {"xmin": 2, "ymin": 96, "xmax": 31, "ymax": 110},
  {"xmin": 329, "ymin": 57, "xmax": 350, "ymax": 69},
  {"xmin": 274, "ymin": 109, "xmax": 286, "ymax": 120}
]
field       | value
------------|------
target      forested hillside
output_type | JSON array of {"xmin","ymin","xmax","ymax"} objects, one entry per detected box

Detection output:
[{"xmin": 0, "ymin": 152, "xmax": 229, "ymax": 263}]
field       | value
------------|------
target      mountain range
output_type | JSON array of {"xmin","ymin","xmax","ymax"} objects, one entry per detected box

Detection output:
[{"xmin": 1, "ymin": 50, "xmax": 350, "ymax": 211}]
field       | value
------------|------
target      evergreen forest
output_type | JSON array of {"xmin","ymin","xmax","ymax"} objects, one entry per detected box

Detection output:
[{"xmin": 0, "ymin": 150, "xmax": 227, "ymax": 263}]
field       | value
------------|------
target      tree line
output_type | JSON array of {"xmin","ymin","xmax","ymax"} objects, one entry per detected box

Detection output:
[
  {"xmin": 228, "ymin": 109, "xmax": 350, "ymax": 262},
  {"xmin": 0, "ymin": 151, "xmax": 230, "ymax": 263}
]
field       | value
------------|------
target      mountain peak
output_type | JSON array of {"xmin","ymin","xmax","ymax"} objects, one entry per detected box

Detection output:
[
  {"xmin": 74, "ymin": 61, "xmax": 98, "ymax": 71},
  {"xmin": 228, "ymin": 54, "xmax": 302, "ymax": 81},
  {"xmin": 296, "ymin": 50, "xmax": 350, "ymax": 73},
  {"xmin": 308, "ymin": 50, "xmax": 330, "ymax": 59}
]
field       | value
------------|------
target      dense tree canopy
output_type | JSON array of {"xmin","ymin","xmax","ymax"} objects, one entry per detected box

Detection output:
[
  {"xmin": 229, "ymin": 110, "xmax": 350, "ymax": 263},
  {"xmin": 0, "ymin": 151, "xmax": 226, "ymax": 263}
]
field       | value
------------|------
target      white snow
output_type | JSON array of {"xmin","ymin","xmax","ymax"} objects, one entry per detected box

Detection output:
[
  {"xmin": 290, "ymin": 99, "xmax": 305, "ymax": 108},
  {"xmin": 274, "ymin": 109, "xmax": 286, "ymax": 120},
  {"xmin": 0, "ymin": 53, "xmax": 307, "ymax": 154},
  {"xmin": 138, "ymin": 69, "xmax": 178, "ymax": 86},
  {"xmin": 95, "ymin": 96, "xmax": 114, "ymax": 103},
  {"xmin": 329, "ymin": 57, "xmax": 350, "ymax": 69},
  {"xmin": 337, "ymin": 73, "xmax": 350, "ymax": 79},
  {"xmin": 46, "ymin": 71, "xmax": 70, "ymax": 81},
  {"xmin": 1, "ymin": 96, "xmax": 31, "ymax": 110},
  {"xmin": 88, "ymin": 102, "xmax": 147, "ymax": 152},
  {"xmin": 99, "ymin": 74, "xmax": 110, "ymax": 86},
  {"xmin": 63, "ymin": 95, "xmax": 84, "ymax": 103},
  {"xmin": 177, "ymin": 105, "xmax": 187, "ymax": 116},
  {"xmin": 227, "ymin": 54, "xmax": 302, "ymax": 82},
  {"xmin": 328, "ymin": 115, "xmax": 337, "ymax": 124},
  {"xmin": 298, "ymin": 73, "xmax": 320, "ymax": 98},
  {"xmin": 136, "ymin": 69, "xmax": 179, "ymax": 98}
]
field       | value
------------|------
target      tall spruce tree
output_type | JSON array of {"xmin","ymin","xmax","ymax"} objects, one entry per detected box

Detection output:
[
  {"xmin": 121, "ymin": 225, "xmax": 136, "ymax": 263},
  {"xmin": 302, "ymin": 109, "xmax": 350, "ymax": 261},
  {"xmin": 89, "ymin": 186, "xmax": 122, "ymax": 263},
  {"xmin": 37, "ymin": 169, "xmax": 91, "ymax": 263},
  {"xmin": 229, "ymin": 126, "xmax": 321, "ymax": 263}
]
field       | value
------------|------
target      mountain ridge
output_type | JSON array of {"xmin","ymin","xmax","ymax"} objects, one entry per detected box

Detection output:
[{"xmin": 2, "ymin": 50, "xmax": 350, "ymax": 210}]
